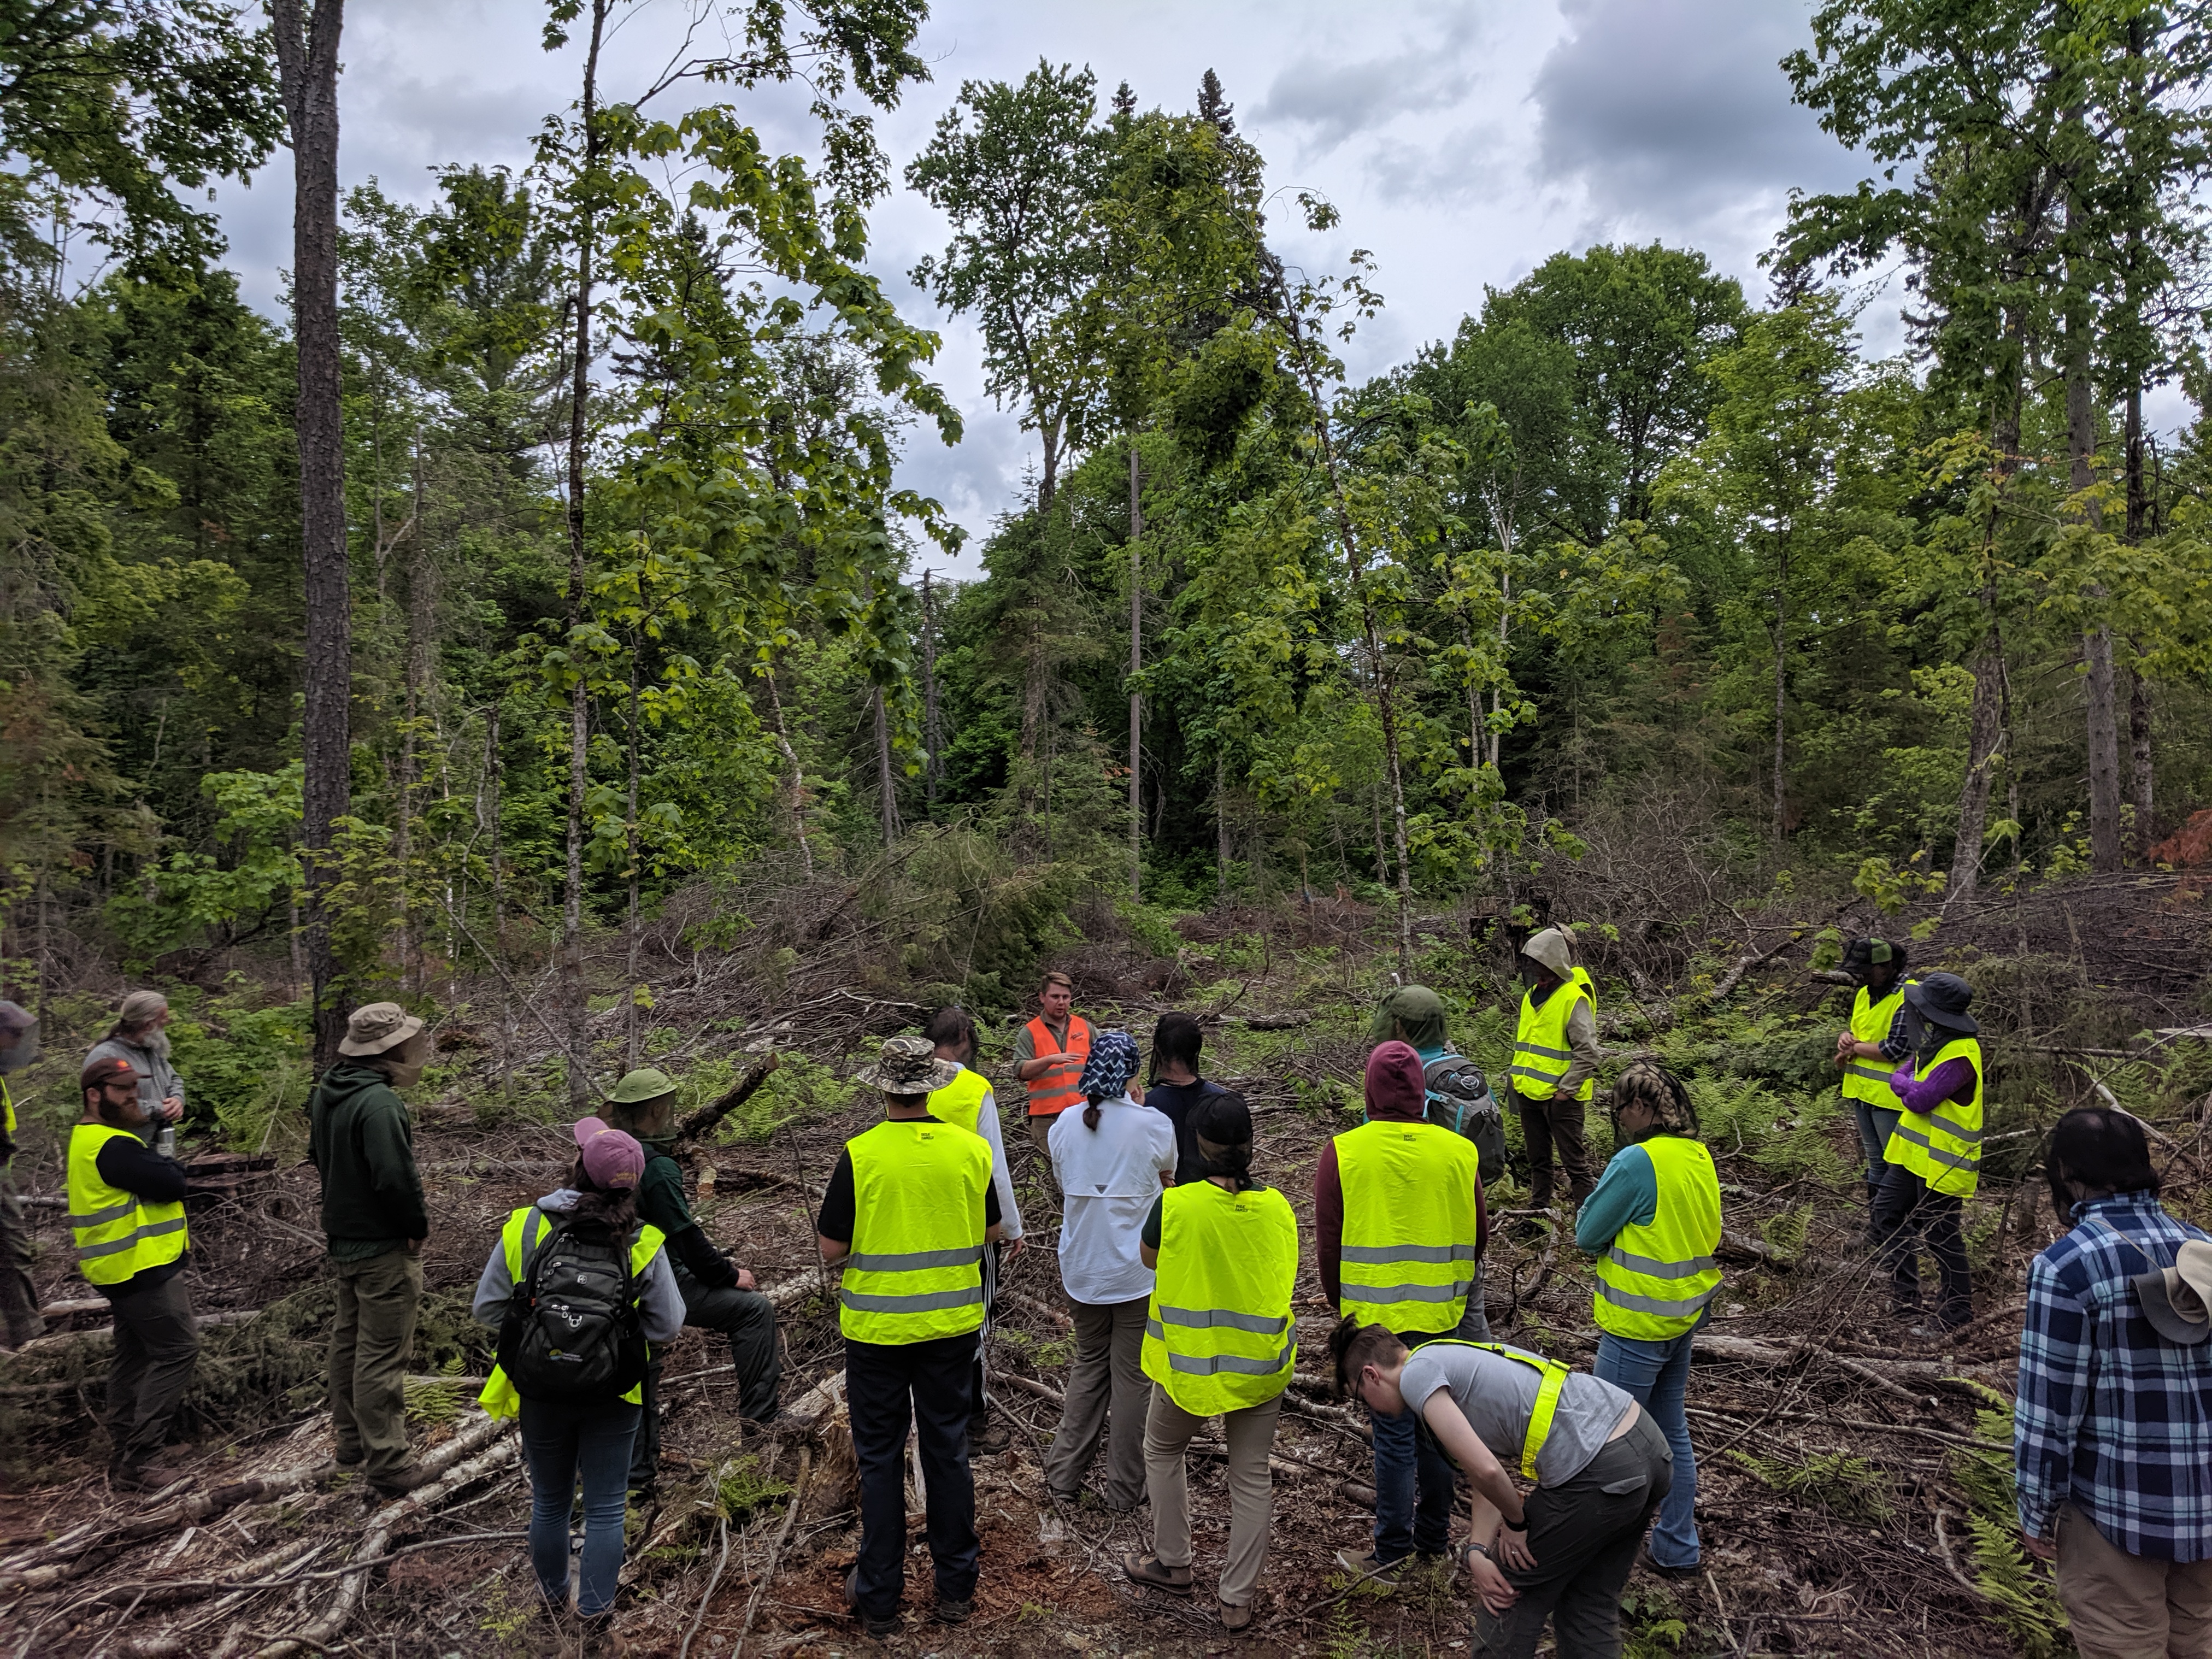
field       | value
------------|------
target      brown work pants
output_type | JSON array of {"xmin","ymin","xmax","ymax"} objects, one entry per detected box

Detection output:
[
  {"xmin": 105, "ymin": 1271, "xmax": 199, "ymax": 1469},
  {"xmin": 328, "ymin": 1249, "xmax": 422, "ymax": 1480},
  {"xmin": 2056, "ymin": 1502, "xmax": 2212, "ymax": 1658},
  {"xmin": 1045, "ymin": 1295, "xmax": 1149, "ymax": 1508},
  {"xmin": 0, "ymin": 1162, "xmax": 40, "ymax": 1348},
  {"xmin": 1026, "ymin": 1111, "xmax": 1062, "ymax": 1192},
  {"xmin": 1514, "ymin": 1087, "xmax": 1594, "ymax": 1205},
  {"xmin": 1144, "ymin": 1384, "xmax": 1282, "ymax": 1609}
]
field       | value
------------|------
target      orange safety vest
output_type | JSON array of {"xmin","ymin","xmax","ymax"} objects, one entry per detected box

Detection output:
[{"xmin": 1022, "ymin": 1016, "xmax": 1091, "ymax": 1117}]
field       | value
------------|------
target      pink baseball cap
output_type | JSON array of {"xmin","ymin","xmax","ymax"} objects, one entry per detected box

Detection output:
[{"xmin": 572, "ymin": 1116, "xmax": 645, "ymax": 1190}]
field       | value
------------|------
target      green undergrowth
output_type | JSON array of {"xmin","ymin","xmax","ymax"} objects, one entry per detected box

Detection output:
[
  {"xmin": 1950, "ymin": 1384, "xmax": 2071, "ymax": 1657},
  {"xmin": 1725, "ymin": 1448, "xmax": 1897, "ymax": 1524}
]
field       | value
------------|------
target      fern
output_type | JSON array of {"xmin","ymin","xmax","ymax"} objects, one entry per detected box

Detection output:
[
  {"xmin": 1966, "ymin": 1511, "xmax": 2070, "ymax": 1658},
  {"xmin": 1759, "ymin": 1203, "xmax": 1812, "ymax": 1264},
  {"xmin": 1726, "ymin": 1448, "xmax": 1896, "ymax": 1523}
]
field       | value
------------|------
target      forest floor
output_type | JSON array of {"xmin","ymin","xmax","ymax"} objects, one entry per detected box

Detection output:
[{"xmin": 4, "ymin": 892, "xmax": 2203, "ymax": 1658}]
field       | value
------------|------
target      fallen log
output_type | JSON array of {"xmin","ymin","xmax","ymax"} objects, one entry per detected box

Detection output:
[
  {"xmin": 781, "ymin": 1370, "xmax": 848, "ymax": 1440},
  {"xmin": 5, "ymin": 1308, "xmax": 261, "ymax": 1359},
  {"xmin": 674, "ymin": 1057, "xmax": 781, "ymax": 1148},
  {"xmin": 997, "ymin": 1288, "xmax": 1072, "ymax": 1331},
  {"xmin": 35, "ymin": 1297, "xmax": 106, "ymax": 1321}
]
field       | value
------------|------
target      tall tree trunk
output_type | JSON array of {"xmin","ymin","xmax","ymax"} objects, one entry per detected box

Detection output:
[
  {"xmin": 1216, "ymin": 752, "xmax": 1228, "ymax": 901},
  {"xmin": 398, "ymin": 432, "xmax": 429, "ymax": 993},
  {"xmin": 1128, "ymin": 444, "xmax": 1142, "ymax": 901},
  {"xmin": 920, "ymin": 571, "xmax": 942, "ymax": 806},
  {"xmin": 873, "ymin": 687, "xmax": 899, "ymax": 849},
  {"xmin": 487, "ymin": 703, "xmax": 510, "ymax": 1095},
  {"xmin": 1018, "ymin": 615, "xmax": 1046, "ymax": 829},
  {"xmin": 2129, "ymin": 668, "xmax": 2154, "ymax": 851},
  {"xmin": 765, "ymin": 667, "xmax": 811, "ymax": 877},
  {"xmin": 1038, "ymin": 407, "xmax": 1062, "ymax": 512},
  {"xmin": 1950, "ymin": 338, "xmax": 2025, "ymax": 908},
  {"xmin": 625, "ymin": 654, "xmax": 641, "ymax": 1070},
  {"xmin": 560, "ymin": 0, "xmax": 608, "ymax": 1106},
  {"xmin": 272, "ymin": 0, "xmax": 350, "ymax": 1073},
  {"xmin": 1770, "ymin": 542, "xmax": 1789, "ymax": 843},
  {"xmin": 2065, "ymin": 184, "xmax": 2123, "ymax": 874}
]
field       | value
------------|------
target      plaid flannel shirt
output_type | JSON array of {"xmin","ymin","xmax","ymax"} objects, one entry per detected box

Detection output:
[{"xmin": 2014, "ymin": 1193, "xmax": 2212, "ymax": 1560}]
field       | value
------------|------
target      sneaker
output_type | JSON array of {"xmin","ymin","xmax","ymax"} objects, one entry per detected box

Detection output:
[
  {"xmin": 1333, "ymin": 1549, "xmax": 1399, "ymax": 1591},
  {"xmin": 968, "ymin": 1416, "xmax": 1011, "ymax": 1455},
  {"xmin": 934, "ymin": 1596, "xmax": 972, "ymax": 1625},
  {"xmin": 1636, "ymin": 1542, "xmax": 1700, "ymax": 1581},
  {"xmin": 844, "ymin": 1567, "xmax": 899, "ymax": 1638}
]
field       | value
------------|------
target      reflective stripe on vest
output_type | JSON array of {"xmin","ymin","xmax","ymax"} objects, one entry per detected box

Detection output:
[
  {"xmin": 1882, "ymin": 1036, "xmax": 1985, "ymax": 1198},
  {"xmin": 66, "ymin": 1122, "xmax": 188, "ymax": 1286},
  {"xmin": 1510, "ymin": 979, "xmax": 1593, "ymax": 1102},
  {"xmin": 1335, "ymin": 1119, "xmax": 1482, "ymax": 1335},
  {"xmin": 1022, "ymin": 1017, "xmax": 1091, "ymax": 1116},
  {"xmin": 477, "ymin": 1206, "xmax": 668, "ymax": 1415},
  {"xmin": 839, "ymin": 1117, "xmax": 992, "ymax": 1344},
  {"xmin": 1141, "ymin": 1180, "xmax": 1300, "ymax": 1415},
  {"xmin": 929, "ymin": 1066, "xmax": 994, "ymax": 1138},
  {"xmin": 1416, "ymin": 1339, "xmax": 1569, "ymax": 1481},
  {"xmin": 1592, "ymin": 1135, "xmax": 1722, "ymax": 1340},
  {"xmin": 1840, "ymin": 981, "xmax": 1915, "ymax": 1109}
]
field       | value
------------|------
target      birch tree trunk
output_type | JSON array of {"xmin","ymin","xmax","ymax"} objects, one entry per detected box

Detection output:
[
  {"xmin": 2065, "ymin": 184, "xmax": 2123, "ymax": 875},
  {"xmin": 271, "ymin": 0, "xmax": 350, "ymax": 1073}
]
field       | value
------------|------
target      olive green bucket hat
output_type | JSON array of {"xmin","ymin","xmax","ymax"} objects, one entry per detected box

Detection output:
[{"xmin": 608, "ymin": 1067, "xmax": 679, "ymax": 1105}]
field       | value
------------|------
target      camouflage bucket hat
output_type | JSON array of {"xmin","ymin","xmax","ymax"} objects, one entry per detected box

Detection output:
[{"xmin": 855, "ymin": 1034, "xmax": 961, "ymax": 1095}]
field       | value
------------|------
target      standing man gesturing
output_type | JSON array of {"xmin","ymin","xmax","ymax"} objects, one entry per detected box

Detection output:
[
  {"xmin": 309, "ymin": 1003, "xmax": 432, "ymax": 1496},
  {"xmin": 1013, "ymin": 972, "xmax": 1095, "ymax": 1187},
  {"xmin": 820, "ymin": 1036, "xmax": 1003, "ymax": 1637},
  {"xmin": 70, "ymin": 1056, "xmax": 197, "ymax": 1489}
]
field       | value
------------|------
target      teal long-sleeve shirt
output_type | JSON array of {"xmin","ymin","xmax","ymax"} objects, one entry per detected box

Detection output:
[{"xmin": 1574, "ymin": 1142, "xmax": 1658, "ymax": 1255}]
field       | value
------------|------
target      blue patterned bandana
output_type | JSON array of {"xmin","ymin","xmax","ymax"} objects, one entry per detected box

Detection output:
[{"xmin": 1078, "ymin": 1030, "xmax": 1142, "ymax": 1102}]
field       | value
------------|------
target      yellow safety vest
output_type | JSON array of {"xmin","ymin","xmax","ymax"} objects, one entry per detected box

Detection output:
[
  {"xmin": 1592, "ymin": 1135, "xmax": 1722, "ymax": 1340},
  {"xmin": 839, "ymin": 1117, "xmax": 992, "ymax": 1345},
  {"xmin": 928, "ymin": 1066, "xmax": 994, "ymax": 1139},
  {"xmin": 1415, "ymin": 1339, "xmax": 1570, "ymax": 1481},
  {"xmin": 1335, "ymin": 1119, "xmax": 1481, "ymax": 1336},
  {"xmin": 1143, "ymin": 1179, "xmax": 1299, "ymax": 1416},
  {"xmin": 2, "ymin": 1075, "xmax": 13, "ymax": 1140},
  {"xmin": 478, "ymin": 1207, "xmax": 668, "ymax": 1417},
  {"xmin": 1510, "ymin": 979, "xmax": 1595, "ymax": 1103},
  {"xmin": 1841, "ymin": 981, "xmax": 1915, "ymax": 1111},
  {"xmin": 66, "ymin": 1122, "xmax": 188, "ymax": 1287},
  {"xmin": 1883, "ymin": 1036, "xmax": 1984, "ymax": 1198}
]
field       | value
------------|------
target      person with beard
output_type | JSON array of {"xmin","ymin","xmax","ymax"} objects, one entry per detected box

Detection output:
[
  {"xmin": 1832, "ymin": 938, "xmax": 1915, "ymax": 1210},
  {"xmin": 2015, "ymin": 1108, "xmax": 2212, "ymax": 1657},
  {"xmin": 0, "ymin": 1001, "xmax": 43, "ymax": 1349},
  {"xmin": 308, "ymin": 1003, "xmax": 433, "ymax": 1496},
  {"xmin": 1868, "ymin": 972, "xmax": 1983, "ymax": 1336},
  {"xmin": 69, "ymin": 1056, "xmax": 197, "ymax": 1487},
  {"xmin": 85, "ymin": 991, "xmax": 186, "ymax": 1144}
]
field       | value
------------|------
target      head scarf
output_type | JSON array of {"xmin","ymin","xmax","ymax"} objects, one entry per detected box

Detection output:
[
  {"xmin": 1367, "ymin": 985, "xmax": 1447, "ymax": 1052},
  {"xmin": 1079, "ymin": 1030, "xmax": 1142, "ymax": 1103}
]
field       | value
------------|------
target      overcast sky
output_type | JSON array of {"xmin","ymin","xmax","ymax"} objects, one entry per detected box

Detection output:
[{"xmin": 210, "ymin": 0, "xmax": 1886, "ymax": 579}]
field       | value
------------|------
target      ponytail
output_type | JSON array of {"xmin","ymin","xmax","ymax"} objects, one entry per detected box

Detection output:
[{"xmin": 1083, "ymin": 1099, "xmax": 1103, "ymax": 1131}]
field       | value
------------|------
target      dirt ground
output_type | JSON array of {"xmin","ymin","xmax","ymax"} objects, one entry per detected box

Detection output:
[{"xmin": 0, "ymin": 959, "xmax": 2151, "ymax": 1658}]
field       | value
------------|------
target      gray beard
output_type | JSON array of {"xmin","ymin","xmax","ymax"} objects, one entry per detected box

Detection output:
[{"xmin": 125, "ymin": 1026, "xmax": 171, "ymax": 1063}]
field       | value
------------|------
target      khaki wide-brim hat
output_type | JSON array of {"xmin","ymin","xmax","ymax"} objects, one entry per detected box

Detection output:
[
  {"xmin": 2133, "ymin": 1238, "xmax": 2212, "ymax": 1345},
  {"xmin": 339, "ymin": 1002, "xmax": 428, "ymax": 1057}
]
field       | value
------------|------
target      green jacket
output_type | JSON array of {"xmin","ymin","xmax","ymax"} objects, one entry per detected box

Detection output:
[{"xmin": 308, "ymin": 1061, "xmax": 428, "ymax": 1262}]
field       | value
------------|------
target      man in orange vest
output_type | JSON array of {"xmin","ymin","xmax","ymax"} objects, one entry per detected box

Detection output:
[{"xmin": 1012, "ymin": 971, "xmax": 1094, "ymax": 1189}]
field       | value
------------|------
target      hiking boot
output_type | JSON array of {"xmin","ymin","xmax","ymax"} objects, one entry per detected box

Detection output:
[
  {"xmin": 1637, "ymin": 1542, "xmax": 1700, "ymax": 1581},
  {"xmin": 1333, "ymin": 1549, "xmax": 1399, "ymax": 1591},
  {"xmin": 369, "ymin": 1461, "xmax": 432, "ymax": 1499},
  {"xmin": 968, "ymin": 1416, "xmax": 1011, "ymax": 1455},
  {"xmin": 934, "ymin": 1596, "xmax": 973, "ymax": 1625},
  {"xmin": 109, "ymin": 1457, "xmax": 192, "ymax": 1493},
  {"xmin": 578, "ymin": 1611, "xmax": 626, "ymax": 1657},
  {"xmin": 1220, "ymin": 1598, "xmax": 1254, "ymax": 1632},
  {"xmin": 1123, "ymin": 1552, "xmax": 1193, "ymax": 1595},
  {"xmin": 844, "ymin": 1567, "xmax": 899, "ymax": 1638}
]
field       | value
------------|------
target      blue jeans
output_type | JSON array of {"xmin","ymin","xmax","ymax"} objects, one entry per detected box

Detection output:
[
  {"xmin": 520, "ymin": 1396, "xmax": 641, "ymax": 1616},
  {"xmin": 1850, "ymin": 1100, "xmax": 1901, "ymax": 1200},
  {"xmin": 1371, "ymin": 1289, "xmax": 1492, "ymax": 1564},
  {"xmin": 1592, "ymin": 1329, "xmax": 1698, "ymax": 1569}
]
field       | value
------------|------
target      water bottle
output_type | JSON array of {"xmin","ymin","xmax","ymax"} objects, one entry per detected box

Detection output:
[{"xmin": 156, "ymin": 1123, "xmax": 176, "ymax": 1158}]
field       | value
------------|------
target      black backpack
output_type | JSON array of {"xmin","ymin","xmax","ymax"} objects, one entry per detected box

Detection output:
[
  {"xmin": 496, "ymin": 1219, "xmax": 648, "ymax": 1405},
  {"xmin": 1423, "ymin": 1054, "xmax": 1507, "ymax": 1181}
]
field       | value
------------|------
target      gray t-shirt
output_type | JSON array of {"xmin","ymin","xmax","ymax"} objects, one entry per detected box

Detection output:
[{"xmin": 1398, "ymin": 1340, "xmax": 1633, "ymax": 1488}]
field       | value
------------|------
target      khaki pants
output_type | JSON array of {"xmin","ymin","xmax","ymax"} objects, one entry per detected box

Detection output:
[
  {"xmin": 1046, "ymin": 1296, "xmax": 1149, "ymax": 1509},
  {"xmin": 328, "ymin": 1250, "xmax": 422, "ymax": 1480},
  {"xmin": 1144, "ymin": 1382, "xmax": 1282, "ymax": 1609},
  {"xmin": 2056, "ymin": 1503, "xmax": 2212, "ymax": 1658},
  {"xmin": 1026, "ymin": 1112, "xmax": 1061, "ymax": 1191}
]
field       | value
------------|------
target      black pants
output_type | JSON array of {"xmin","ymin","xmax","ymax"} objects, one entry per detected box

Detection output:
[
  {"xmin": 1475, "ymin": 1411, "xmax": 1673, "ymax": 1659},
  {"xmin": 1511, "ymin": 1086, "xmax": 1594, "ymax": 1205},
  {"xmin": 105, "ymin": 1272, "xmax": 199, "ymax": 1468},
  {"xmin": 1870, "ymin": 1162, "xmax": 1972, "ymax": 1328},
  {"xmin": 629, "ymin": 1260, "xmax": 782, "ymax": 1488},
  {"xmin": 847, "ymin": 1332, "xmax": 980, "ymax": 1616}
]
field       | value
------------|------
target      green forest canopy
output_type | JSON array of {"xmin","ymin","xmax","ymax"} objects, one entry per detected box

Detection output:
[{"xmin": 5, "ymin": 0, "xmax": 2212, "ymax": 1032}]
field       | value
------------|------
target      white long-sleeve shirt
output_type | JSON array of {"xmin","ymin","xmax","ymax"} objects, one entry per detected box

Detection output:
[{"xmin": 967, "ymin": 1077, "xmax": 1025, "ymax": 1244}]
